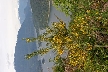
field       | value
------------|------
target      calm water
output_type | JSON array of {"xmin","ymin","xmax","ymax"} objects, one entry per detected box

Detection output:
[{"xmin": 15, "ymin": 0, "xmax": 50, "ymax": 72}]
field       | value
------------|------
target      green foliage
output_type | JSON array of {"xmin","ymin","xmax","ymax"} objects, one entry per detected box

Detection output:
[
  {"xmin": 84, "ymin": 47, "xmax": 108, "ymax": 72},
  {"xmin": 52, "ymin": 57, "xmax": 65, "ymax": 72},
  {"xmin": 30, "ymin": 0, "xmax": 50, "ymax": 29},
  {"xmin": 25, "ymin": 47, "xmax": 52, "ymax": 59},
  {"xmin": 52, "ymin": 0, "xmax": 92, "ymax": 16},
  {"xmin": 52, "ymin": 0, "xmax": 72, "ymax": 16}
]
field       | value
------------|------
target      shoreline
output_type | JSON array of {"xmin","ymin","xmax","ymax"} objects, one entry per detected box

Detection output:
[
  {"xmin": 32, "ymin": 1, "xmax": 71, "ymax": 72},
  {"xmin": 39, "ymin": 4, "xmax": 71, "ymax": 72}
]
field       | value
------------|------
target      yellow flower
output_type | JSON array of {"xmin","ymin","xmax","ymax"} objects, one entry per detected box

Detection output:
[
  {"xmin": 82, "ymin": 21, "xmax": 86, "ymax": 24},
  {"xmin": 98, "ymin": 17, "xmax": 102, "ymax": 20},
  {"xmin": 84, "ymin": 14, "xmax": 87, "ymax": 17},
  {"xmin": 68, "ymin": 55, "xmax": 72, "ymax": 58},
  {"xmin": 82, "ymin": 18, "xmax": 84, "ymax": 20},
  {"xmin": 86, "ymin": 43, "xmax": 92, "ymax": 50},
  {"xmin": 86, "ymin": 47, "xmax": 92, "ymax": 50},
  {"xmin": 96, "ymin": 12, "xmax": 99, "ymax": 15},
  {"xmin": 86, "ymin": 10, "xmax": 90, "ymax": 13},
  {"xmin": 53, "ymin": 36, "xmax": 57, "ymax": 41},
  {"xmin": 75, "ymin": 33, "xmax": 79, "ymax": 37},
  {"xmin": 78, "ymin": 18, "xmax": 80, "ymax": 21},
  {"xmin": 83, "ymin": 32, "xmax": 87, "ymax": 34},
  {"xmin": 54, "ymin": 56, "xmax": 59, "ymax": 61},
  {"xmin": 26, "ymin": 38, "xmax": 30, "ymax": 42},
  {"xmin": 58, "ymin": 49, "xmax": 63, "ymax": 55},
  {"xmin": 74, "ymin": 19, "xmax": 76, "ymax": 22},
  {"xmin": 65, "ymin": 36, "xmax": 72, "ymax": 42},
  {"xmin": 58, "ymin": 24, "xmax": 64, "ymax": 28}
]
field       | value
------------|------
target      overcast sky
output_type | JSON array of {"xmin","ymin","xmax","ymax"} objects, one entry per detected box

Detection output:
[{"xmin": 0, "ymin": 0, "xmax": 21, "ymax": 72}]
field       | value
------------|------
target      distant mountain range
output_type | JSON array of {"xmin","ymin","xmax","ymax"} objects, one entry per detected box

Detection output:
[
  {"xmin": 18, "ymin": 0, "xmax": 28, "ymax": 24},
  {"xmin": 14, "ymin": 0, "xmax": 42, "ymax": 72},
  {"xmin": 30, "ymin": 0, "xmax": 50, "ymax": 34}
]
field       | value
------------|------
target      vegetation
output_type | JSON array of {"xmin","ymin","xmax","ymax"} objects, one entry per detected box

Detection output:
[
  {"xmin": 30, "ymin": 0, "xmax": 50, "ymax": 29},
  {"xmin": 23, "ymin": 0, "xmax": 108, "ymax": 72}
]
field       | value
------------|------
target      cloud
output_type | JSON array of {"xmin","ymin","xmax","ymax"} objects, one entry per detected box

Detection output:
[{"xmin": 0, "ymin": 0, "xmax": 21, "ymax": 72}]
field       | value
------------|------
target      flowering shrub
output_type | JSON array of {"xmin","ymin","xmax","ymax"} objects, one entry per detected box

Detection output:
[
  {"xmin": 23, "ymin": 16, "xmax": 94, "ymax": 71},
  {"xmin": 23, "ymin": 0, "xmax": 108, "ymax": 72}
]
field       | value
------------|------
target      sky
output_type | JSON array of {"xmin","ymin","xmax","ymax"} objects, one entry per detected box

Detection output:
[{"xmin": 0, "ymin": 0, "xmax": 21, "ymax": 72}]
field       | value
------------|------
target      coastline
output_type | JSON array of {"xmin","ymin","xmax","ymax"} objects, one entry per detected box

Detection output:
[{"xmin": 38, "ymin": 4, "xmax": 71, "ymax": 72}]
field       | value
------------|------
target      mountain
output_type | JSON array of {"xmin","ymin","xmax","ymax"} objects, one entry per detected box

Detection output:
[
  {"xmin": 14, "ymin": 1, "xmax": 42, "ymax": 72},
  {"xmin": 18, "ymin": 0, "xmax": 29, "ymax": 24},
  {"xmin": 30, "ymin": 0, "xmax": 50, "ymax": 32}
]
